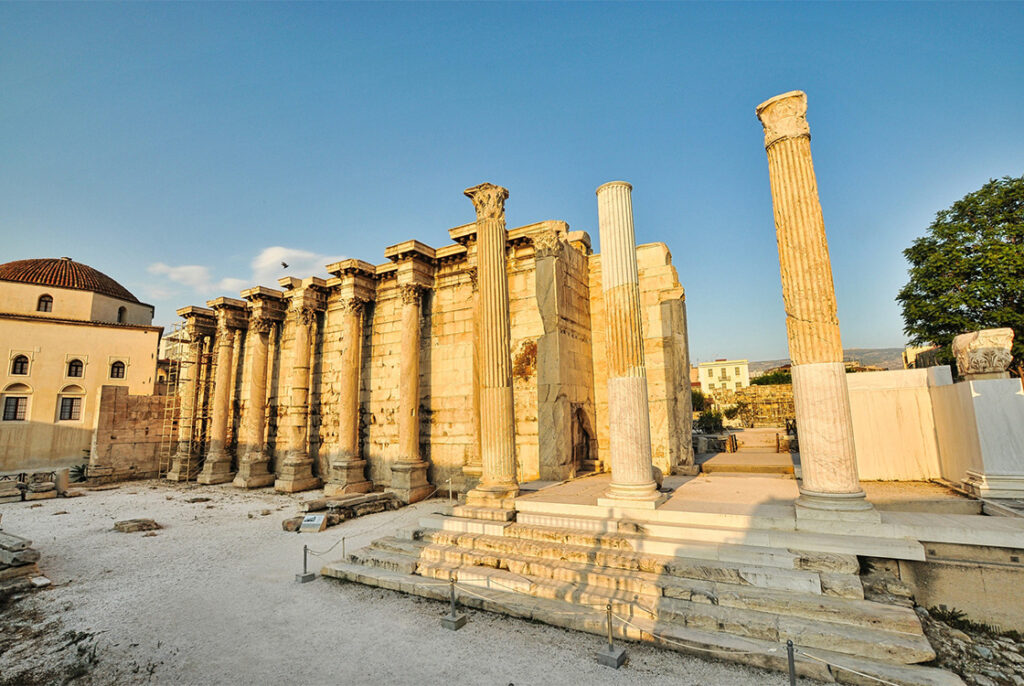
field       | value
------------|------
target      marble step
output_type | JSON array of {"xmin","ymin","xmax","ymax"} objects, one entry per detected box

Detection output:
[
  {"xmin": 514, "ymin": 510, "xmax": 926, "ymax": 561},
  {"xmin": 370, "ymin": 536, "xmax": 915, "ymax": 634},
  {"xmin": 321, "ymin": 559, "xmax": 964, "ymax": 686},
  {"xmin": 440, "ymin": 565, "xmax": 934, "ymax": 665},
  {"xmin": 411, "ymin": 527, "xmax": 834, "ymax": 596},
  {"xmin": 450, "ymin": 505, "xmax": 516, "ymax": 522},
  {"xmin": 419, "ymin": 514, "xmax": 513, "ymax": 536},
  {"xmin": 503, "ymin": 522, "xmax": 831, "ymax": 573}
]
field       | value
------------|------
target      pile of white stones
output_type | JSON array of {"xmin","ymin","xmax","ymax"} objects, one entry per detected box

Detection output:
[{"xmin": 0, "ymin": 524, "xmax": 50, "ymax": 595}]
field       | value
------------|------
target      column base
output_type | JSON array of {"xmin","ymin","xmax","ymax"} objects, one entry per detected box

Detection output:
[
  {"xmin": 166, "ymin": 452, "xmax": 199, "ymax": 482},
  {"xmin": 197, "ymin": 455, "xmax": 235, "ymax": 485},
  {"xmin": 795, "ymin": 489, "xmax": 880, "ymax": 523},
  {"xmin": 323, "ymin": 458, "xmax": 373, "ymax": 497},
  {"xmin": 465, "ymin": 483, "xmax": 518, "ymax": 508},
  {"xmin": 598, "ymin": 481, "xmax": 666, "ymax": 509},
  {"xmin": 386, "ymin": 462, "xmax": 433, "ymax": 504},
  {"xmin": 275, "ymin": 459, "xmax": 321, "ymax": 494},
  {"xmin": 963, "ymin": 470, "xmax": 1024, "ymax": 499},
  {"xmin": 232, "ymin": 457, "xmax": 275, "ymax": 489}
]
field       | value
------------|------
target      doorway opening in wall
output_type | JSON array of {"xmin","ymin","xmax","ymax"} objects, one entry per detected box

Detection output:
[{"xmin": 571, "ymin": 407, "xmax": 596, "ymax": 476}]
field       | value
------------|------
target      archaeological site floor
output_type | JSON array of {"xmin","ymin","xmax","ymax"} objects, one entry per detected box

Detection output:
[{"xmin": 0, "ymin": 481, "xmax": 795, "ymax": 685}]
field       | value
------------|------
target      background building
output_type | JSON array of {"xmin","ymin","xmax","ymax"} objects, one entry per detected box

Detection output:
[
  {"xmin": 0, "ymin": 257, "xmax": 162, "ymax": 471},
  {"xmin": 697, "ymin": 358, "xmax": 750, "ymax": 393}
]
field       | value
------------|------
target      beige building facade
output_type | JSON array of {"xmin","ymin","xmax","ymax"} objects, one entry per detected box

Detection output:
[
  {"xmin": 0, "ymin": 258, "xmax": 161, "ymax": 472},
  {"xmin": 697, "ymin": 358, "xmax": 750, "ymax": 392},
  {"xmin": 165, "ymin": 187, "xmax": 693, "ymax": 496}
]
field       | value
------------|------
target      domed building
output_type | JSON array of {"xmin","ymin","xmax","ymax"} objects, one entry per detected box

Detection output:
[{"xmin": 0, "ymin": 257, "xmax": 162, "ymax": 472}]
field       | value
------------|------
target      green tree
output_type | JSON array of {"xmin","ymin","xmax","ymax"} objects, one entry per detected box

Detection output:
[
  {"xmin": 897, "ymin": 175, "xmax": 1024, "ymax": 378},
  {"xmin": 750, "ymin": 369, "xmax": 792, "ymax": 385},
  {"xmin": 691, "ymin": 389, "xmax": 706, "ymax": 412}
]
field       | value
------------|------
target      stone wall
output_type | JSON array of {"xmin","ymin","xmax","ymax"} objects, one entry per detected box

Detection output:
[
  {"xmin": 89, "ymin": 385, "xmax": 174, "ymax": 481},
  {"xmin": 172, "ymin": 220, "xmax": 693, "ymax": 491},
  {"xmin": 713, "ymin": 384, "xmax": 796, "ymax": 428}
]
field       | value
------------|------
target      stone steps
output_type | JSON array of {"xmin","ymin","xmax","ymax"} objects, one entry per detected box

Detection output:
[
  {"xmin": 443, "ymin": 565, "xmax": 933, "ymax": 664},
  {"xmin": 412, "ymin": 526, "xmax": 834, "ymax": 595},
  {"xmin": 513, "ymin": 509, "xmax": 927, "ymax": 561},
  {"xmin": 368, "ymin": 535, "xmax": 919, "ymax": 635},
  {"xmin": 321, "ymin": 559, "xmax": 964, "ymax": 686}
]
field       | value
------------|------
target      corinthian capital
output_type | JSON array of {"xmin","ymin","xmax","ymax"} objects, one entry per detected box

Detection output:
[
  {"xmin": 756, "ymin": 90, "xmax": 811, "ymax": 150},
  {"xmin": 464, "ymin": 183, "xmax": 509, "ymax": 222},
  {"xmin": 249, "ymin": 314, "xmax": 274, "ymax": 335},
  {"xmin": 399, "ymin": 284, "xmax": 424, "ymax": 306},
  {"xmin": 294, "ymin": 305, "xmax": 318, "ymax": 327}
]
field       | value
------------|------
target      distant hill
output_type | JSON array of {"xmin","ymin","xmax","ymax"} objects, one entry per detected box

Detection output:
[{"xmin": 748, "ymin": 347, "xmax": 905, "ymax": 376}]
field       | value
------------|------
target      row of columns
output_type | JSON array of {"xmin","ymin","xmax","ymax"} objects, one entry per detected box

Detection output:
[{"xmin": 170, "ymin": 98, "xmax": 867, "ymax": 516}]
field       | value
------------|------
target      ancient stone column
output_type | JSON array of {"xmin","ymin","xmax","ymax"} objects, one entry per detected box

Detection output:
[
  {"xmin": 324, "ymin": 297, "xmax": 372, "ymax": 496},
  {"xmin": 465, "ymin": 183, "xmax": 519, "ymax": 506},
  {"xmin": 233, "ymin": 316, "xmax": 275, "ymax": 488},
  {"xmin": 197, "ymin": 316, "xmax": 236, "ymax": 484},
  {"xmin": 386, "ymin": 284, "xmax": 433, "ymax": 503},
  {"xmin": 756, "ymin": 90, "xmax": 868, "ymax": 512},
  {"xmin": 166, "ymin": 333, "xmax": 202, "ymax": 482},
  {"xmin": 595, "ymin": 181, "xmax": 662, "ymax": 506},
  {"xmin": 275, "ymin": 303, "xmax": 321, "ymax": 493}
]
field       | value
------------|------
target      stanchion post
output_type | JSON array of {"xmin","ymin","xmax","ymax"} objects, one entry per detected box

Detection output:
[
  {"xmin": 441, "ymin": 574, "xmax": 467, "ymax": 630},
  {"xmin": 787, "ymin": 639, "xmax": 796, "ymax": 685},
  {"xmin": 295, "ymin": 544, "xmax": 316, "ymax": 583},
  {"xmin": 596, "ymin": 603, "xmax": 627, "ymax": 668}
]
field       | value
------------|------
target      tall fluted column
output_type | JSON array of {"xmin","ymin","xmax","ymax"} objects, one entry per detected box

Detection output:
[
  {"xmin": 465, "ymin": 183, "xmax": 519, "ymax": 506},
  {"xmin": 324, "ymin": 297, "xmax": 372, "ymax": 496},
  {"xmin": 233, "ymin": 317, "xmax": 275, "ymax": 488},
  {"xmin": 166, "ymin": 334, "xmax": 201, "ymax": 482},
  {"xmin": 756, "ymin": 90, "xmax": 869, "ymax": 512},
  {"xmin": 198, "ymin": 317, "xmax": 236, "ymax": 484},
  {"xmin": 275, "ymin": 304, "xmax": 321, "ymax": 493},
  {"xmin": 595, "ymin": 181, "xmax": 662, "ymax": 507},
  {"xmin": 386, "ymin": 284, "xmax": 433, "ymax": 503}
]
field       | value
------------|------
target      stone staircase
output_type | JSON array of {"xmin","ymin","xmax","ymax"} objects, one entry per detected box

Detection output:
[{"xmin": 323, "ymin": 504, "xmax": 963, "ymax": 686}]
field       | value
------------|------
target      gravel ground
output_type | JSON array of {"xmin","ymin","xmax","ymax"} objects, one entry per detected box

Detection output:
[{"xmin": 0, "ymin": 480, "xmax": 797, "ymax": 685}]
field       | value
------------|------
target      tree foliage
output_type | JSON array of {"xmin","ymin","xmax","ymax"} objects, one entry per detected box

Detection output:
[
  {"xmin": 897, "ymin": 176, "xmax": 1024, "ymax": 377},
  {"xmin": 691, "ymin": 389, "xmax": 706, "ymax": 412},
  {"xmin": 751, "ymin": 369, "xmax": 792, "ymax": 385}
]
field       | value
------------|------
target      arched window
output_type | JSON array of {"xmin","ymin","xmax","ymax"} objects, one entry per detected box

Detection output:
[
  {"xmin": 37, "ymin": 294, "xmax": 53, "ymax": 312},
  {"xmin": 58, "ymin": 384, "xmax": 85, "ymax": 421},
  {"xmin": 2, "ymin": 383, "xmax": 31, "ymax": 422},
  {"xmin": 10, "ymin": 355, "xmax": 29, "ymax": 375},
  {"xmin": 67, "ymin": 359, "xmax": 84, "ymax": 377},
  {"xmin": 110, "ymin": 360, "xmax": 126, "ymax": 379},
  {"xmin": 117, "ymin": 306, "xmax": 127, "ymax": 323}
]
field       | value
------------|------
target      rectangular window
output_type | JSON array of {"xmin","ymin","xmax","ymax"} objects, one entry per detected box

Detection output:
[
  {"xmin": 59, "ymin": 396, "xmax": 81, "ymax": 421},
  {"xmin": 735, "ymin": 367, "xmax": 740, "ymax": 375},
  {"xmin": 3, "ymin": 397, "xmax": 27, "ymax": 421}
]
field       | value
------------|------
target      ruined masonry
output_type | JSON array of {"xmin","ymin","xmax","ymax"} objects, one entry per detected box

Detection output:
[{"xmin": 165, "ymin": 184, "xmax": 695, "ymax": 500}]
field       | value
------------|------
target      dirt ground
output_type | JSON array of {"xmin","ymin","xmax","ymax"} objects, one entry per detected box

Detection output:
[{"xmin": 0, "ymin": 480, "xmax": 794, "ymax": 685}]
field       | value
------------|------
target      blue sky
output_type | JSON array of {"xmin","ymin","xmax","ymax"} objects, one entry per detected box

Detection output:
[{"xmin": 2, "ymin": 2, "xmax": 1022, "ymax": 362}]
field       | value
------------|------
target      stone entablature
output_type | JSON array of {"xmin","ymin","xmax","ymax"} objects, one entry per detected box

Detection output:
[{"xmin": 170, "ymin": 186, "xmax": 692, "ymax": 494}]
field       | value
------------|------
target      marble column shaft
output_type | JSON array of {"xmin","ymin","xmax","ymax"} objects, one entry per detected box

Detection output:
[
  {"xmin": 205, "ymin": 324, "xmax": 235, "ymax": 461},
  {"xmin": 233, "ymin": 318, "xmax": 275, "ymax": 488},
  {"xmin": 285, "ymin": 307, "xmax": 314, "ymax": 463},
  {"xmin": 756, "ymin": 90, "xmax": 864, "ymax": 503},
  {"xmin": 336, "ymin": 299, "xmax": 365, "ymax": 459},
  {"xmin": 397, "ymin": 286, "xmax": 423, "ymax": 463},
  {"xmin": 175, "ymin": 337, "xmax": 202, "ymax": 457},
  {"xmin": 466, "ymin": 183, "xmax": 518, "ymax": 500},
  {"xmin": 595, "ymin": 181, "xmax": 660, "ymax": 504}
]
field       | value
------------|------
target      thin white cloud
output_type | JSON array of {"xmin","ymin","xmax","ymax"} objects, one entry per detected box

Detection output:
[
  {"xmin": 147, "ymin": 246, "xmax": 346, "ymax": 298},
  {"xmin": 250, "ymin": 246, "xmax": 346, "ymax": 287}
]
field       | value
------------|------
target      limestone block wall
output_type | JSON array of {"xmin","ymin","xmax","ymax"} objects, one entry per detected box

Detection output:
[
  {"xmin": 89, "ymin": 385, "xmax": 174, "ymax": 480},
  {"xmin": 589, "ymin": 243, "xmax": 693, "ymax": 475},
  {"xmin": 171, "ymin": 222, "xmax": 691, "ymax": 492}
]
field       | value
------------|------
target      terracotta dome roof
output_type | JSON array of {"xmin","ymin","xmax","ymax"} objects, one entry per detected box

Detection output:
[{"xmin": 0, "ymin": 257, "xmax": 140, "ymax": 303}]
